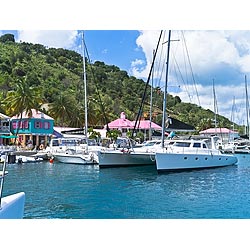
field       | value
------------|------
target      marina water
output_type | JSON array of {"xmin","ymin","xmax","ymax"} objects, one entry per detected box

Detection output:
[{"xmin": 2, "ymin": 153, "xmax": 250, "ymax": 219}]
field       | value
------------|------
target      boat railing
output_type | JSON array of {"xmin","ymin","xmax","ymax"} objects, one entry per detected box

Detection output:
[
  {"xmin": 0, "ymin": 145, "xmax": 17, "ymax": 152},
  {"xmin": 165, "ymin": 141, "xmax": 222, "ymax": 155},
  {"xmin": 0, "ymin": 152, "xmax": 9, "ymax": 209}
]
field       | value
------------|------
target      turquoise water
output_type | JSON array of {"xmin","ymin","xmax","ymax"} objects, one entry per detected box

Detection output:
[{"xmin": 2, "ymin": 154, "xmax": 250, "ymax": 219}]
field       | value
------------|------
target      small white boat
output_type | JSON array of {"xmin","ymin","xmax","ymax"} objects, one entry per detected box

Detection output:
[
  {"xmin": 52, "ymin": 150, "xmax": 98, "ymax": 165},
  {"xmin": 155, "ymin": 136, "xmax": 238, "ymax": 172},
  {"xmin": 218, "ymin": 139, "xmax": 250, "ymax": 154},
  {"xmin": 0, "ymin": 154, "xmax": 25, "ymax": 219},
  {"xmin": 16, "ymin": 155, "xmax": 44, "ymax": 164},
  {"xmin": 0, "ymin": 154, "xmax": 44, "ymax": 164}
]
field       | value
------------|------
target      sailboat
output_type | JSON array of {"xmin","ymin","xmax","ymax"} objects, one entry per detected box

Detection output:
[
  {"xmin": 52, "ymin": 32, "xmax": 98, "ymax": 165},
  {"xmin": 155, "ymin": 30, "xmax": 238, "ymax": 172},
  {"xmin": 218, "ymin": 76, "xmax": 250, "ymax": 154},
  {"xmin": 0, "ymin": 152, "xmax": 25, "ymax": 219},
  {"xmin": 98, "ymin": 31, "xmax": 164, "ymax": 168}
]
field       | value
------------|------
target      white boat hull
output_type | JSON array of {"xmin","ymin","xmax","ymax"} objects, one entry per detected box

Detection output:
[
  {"xmin": 0, "ymin": 192, "xmax": 25, "ymax": 219},
  {"xmin": 53, "ymin": 152, "xmax": 98, "ymax": 165},
  {"xmin": 16, "ymin": 155, "xmax": 44, "ymax": 163},
  {"xmin": 155, "ymin": 152, "xmax": 238, "ymax": 171},
  {"xmin": 98, "ymin": 150, "xmax": 156, "ymax": 167}
]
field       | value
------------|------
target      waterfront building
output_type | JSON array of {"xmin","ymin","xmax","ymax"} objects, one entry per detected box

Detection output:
[
  {"xmin": 10, "ymin": 109, "xmax": 54, "ymax": 149},
  {"xmin": 0, "ymin": 113, "xmax": 12, "ymax": 145}
]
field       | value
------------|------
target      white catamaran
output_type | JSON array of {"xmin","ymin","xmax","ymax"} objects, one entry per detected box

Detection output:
[{"xmin": 155, "ymin": 30, "xmax": 238, "ymax": 172}]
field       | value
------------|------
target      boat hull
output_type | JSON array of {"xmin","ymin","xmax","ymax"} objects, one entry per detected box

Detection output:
[
  {"xmin": 155, "ymin": 152, "xmax": 238, "ymax": 172},
  {"xmin": 0, "ymin": 192, "xmax": 25, "ymax": 219},
  {"xmin": 98, "ymin": 150, "xmax": 156, "ymax": 167},
  {"xmin": 53, "ymin": 152, "xmax": 98, "ymax": 165}
]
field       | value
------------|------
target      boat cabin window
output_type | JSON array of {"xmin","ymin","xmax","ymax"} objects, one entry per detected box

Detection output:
[
  {"xmin": 52, "ymin": 140, "xmax": 59, "ymax": 146},
  {"xmin": 51, "ymin": 138, "xmax": 87, "ymax": 147},
  {"xmin": 174, "ymin": 142, "xmax": 191, "ymax": 147},
  {"xmin": 88, "ymin": 139, "xmax": 97, "ymax": 146},
  {"xmin": 193, "ymin": 142, "xmax": 208, "ymax": 148},
  {"xmin": 144, "ymin": 141, "xmax": 159, "ymax": 147}
]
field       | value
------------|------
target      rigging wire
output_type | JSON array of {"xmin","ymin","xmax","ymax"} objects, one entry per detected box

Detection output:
[
  {"xmin": 230, "ymin": 96, "xmax": 236, "ymax": 127},
  {"xmin": 82, "ymin": 36, "xmax": 110, "ymax": 132},
  {"xmin": 245, "ymin": 75, "xmax": 250, "ymax": 137},
  {"xmin": 171, "ymin": 53, "xmax": 193, "ymax": 103},
  {"xmin": 181, "ymin": 31, "xmax": 201, "ymax": 106},
  {"xmin": 212, "ymin": 79, "xmax": 219, "ymax": 129},
  {"xmin": 154, "ymin": 31, "xmax": 199, "ymax": 106},
  {"xmin": 132, "ymin": 30, "xmax": 163, "ymax": 137},
  {"xmin": 155, "ymin": 31, "xmax": 167, "ymax": 88}
]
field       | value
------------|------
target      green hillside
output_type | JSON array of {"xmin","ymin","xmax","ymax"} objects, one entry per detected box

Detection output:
[{"xmin": 0, "ymin": 34, "xmax": 243, "ymax": 134}]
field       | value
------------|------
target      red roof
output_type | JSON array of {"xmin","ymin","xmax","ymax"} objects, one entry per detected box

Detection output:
[
  {"xmin": 107, "ymin": 118, "xmax": 133, "ymax": 129},
  {"xmin": 132, "ymin": 120, "xmax": 162, "ymax": 130},
  {"xmin": 11, "ymin": 109, "xmax": 54, "ymax": 120},
  {"xmin": 199, "ymin": 128, "xmax": 237, "ymax": 134},
  {"xmin": 105, "ymin": 112, "xmax": 163, "ymax": 130}
]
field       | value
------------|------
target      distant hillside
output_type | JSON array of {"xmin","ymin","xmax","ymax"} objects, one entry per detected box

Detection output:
[{"xmin": 0, "ymin": 33, "xmax": 243, "ymax": 134}]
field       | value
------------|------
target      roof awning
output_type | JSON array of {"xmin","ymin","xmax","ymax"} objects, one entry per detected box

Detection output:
[{"xmin": 0, "ymin": 135, "xmax": 18, "ymax": 138}]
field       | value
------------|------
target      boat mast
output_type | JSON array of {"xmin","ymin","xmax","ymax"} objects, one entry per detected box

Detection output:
[
  {"xmin": 0, "ymin": 153, "xmax": 8, "ymax": 208},
  {"xmin": 149, "ymin": 49, "xmax": 155, "ymax": 141},
  {"xmin": 230, "ymin": 96, "xmax": 236, "ymax": 141},
  {"xmin": 82, "ymin": 31, "xmax": 89, "ymax": 150},
  {"xmin": 213, "ymin": 79, "xmax": 218, "ymax": 134},
  {"xmin": 245, "ymin": 75, "xmax": 250, "ymax": 139},
  {"xmin": 161, "ymin": 30, "xmax": 171, "ymax": 148}
]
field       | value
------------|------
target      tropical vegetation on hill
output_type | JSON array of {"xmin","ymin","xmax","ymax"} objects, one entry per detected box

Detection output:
[{"xmin": 0, "ymin": 33, "xmax": 244, "ymax": 135}]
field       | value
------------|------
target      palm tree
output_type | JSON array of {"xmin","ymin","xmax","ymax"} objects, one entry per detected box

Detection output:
[
  {"xmin": 3, "ymin": 77, "xmax": 44, "ymax": 143},
  {"xmin": 48, "ymin": 91, "xmax": 79, "ymax": 127}
]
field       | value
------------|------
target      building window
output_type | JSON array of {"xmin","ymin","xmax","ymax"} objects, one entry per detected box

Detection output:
[
  {"xmin": 44, "ymin": 122, "xmax": 50, "ymax": 129},
  {"xmin": 12, "ymin": 120, "xmax": 29, "ymax": 130},
  {"xmin": 34, "ymin": 121, "xmax": 41, "ymax": 129},
  {"xmin": 24, "ymin": 120, "xmax": 29, "ymax": 129}
]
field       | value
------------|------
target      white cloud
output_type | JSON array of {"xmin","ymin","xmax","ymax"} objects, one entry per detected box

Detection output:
[
  {"xmin": 176, "ymin": 31, "xmax": 239, "ymax": 72},
  {"xmin": 102, "ymin": 49, "xmax": 108, "ymax": 54},
  {"xmin": 238, "ymin": 55, "xmax": 250, "ymax": 72},
  {"xmin": 16, "ymin": 30, "xmax": 79, "ymax": 49},
  {"xmin": 130, "ymin": 59, "xmax": 145, "ymax": 75},
  {"xmin": 130, "ymin": 30, "xmax": 163, "ymax": 79},
  {"xmin": 130, "ymin": 30, "xmax": 250, "ymax": 125},
  {"xmin": 131, "ymin": 59, "xmax": 144, "ymax": 67},
  {"xmin": 168, "ymin": 82, "xmax": 248, "ymax": 125},
  {"xmin": 131, "ymin": 30, "xmax": 250, "ymax": 79}
]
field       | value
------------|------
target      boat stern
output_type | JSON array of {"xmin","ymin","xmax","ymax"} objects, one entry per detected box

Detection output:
[{"xmin": 0, "ymin": 192, "xmax": 25, "ymax": 219}]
